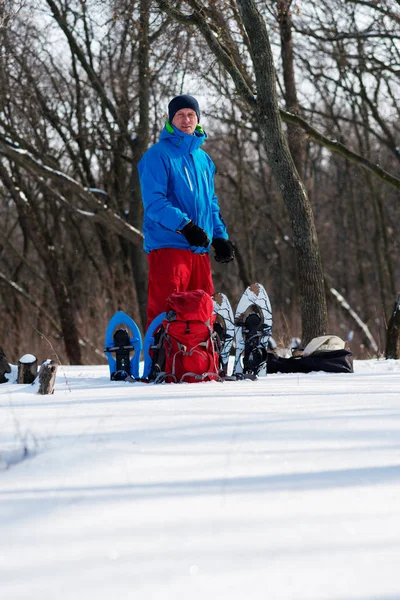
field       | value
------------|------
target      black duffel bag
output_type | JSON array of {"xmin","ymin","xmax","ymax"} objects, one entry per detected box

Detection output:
[{"xmin": 267, "ymin": 349, "xmax": 353, "ymax": 374}]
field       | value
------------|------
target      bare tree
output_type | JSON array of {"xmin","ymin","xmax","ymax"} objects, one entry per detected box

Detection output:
[
  {"xmin": 157, "ymin": 0, "xmax": 328, "ymax": 343},
  {"xmin": 0, "ymin": 0, "xmax": 188, "ymax": 361},
  {"xmin": 0, "ymin": 0, "xmax": 398, "ymax": 360}
]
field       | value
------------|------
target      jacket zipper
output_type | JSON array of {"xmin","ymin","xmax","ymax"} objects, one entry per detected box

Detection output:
[
  {"xmin": 184, "ymin": 166, "xmax": 194, "ymax": 192},
  {"xmin": 203, "ymin": 169, "xmax": 209, "ymax": 192}
]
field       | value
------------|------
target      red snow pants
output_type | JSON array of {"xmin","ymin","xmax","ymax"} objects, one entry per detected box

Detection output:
[{"xmin": 146, "ymin": 248, "xmax": 214, "ymax": 330}]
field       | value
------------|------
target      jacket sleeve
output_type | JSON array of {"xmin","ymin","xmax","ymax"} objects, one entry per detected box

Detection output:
[
  {"xmin": 138, "ymin": 146, "xmax": 190, "ymax": 232},
  {"xmin": 209, "ymin": 162, "xmax": 228, "ymax": 240}
]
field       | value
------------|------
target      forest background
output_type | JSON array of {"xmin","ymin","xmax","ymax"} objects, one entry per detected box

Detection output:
[{"xmin": 0, "ymin": 0, "xmax": 399, "ymax": 365}]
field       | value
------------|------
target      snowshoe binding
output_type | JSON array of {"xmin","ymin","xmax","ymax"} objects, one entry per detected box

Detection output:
[
  {"xmin": 240, "ymin": 310, "xmax": 269, "ymax": 375},
  {"xmin": 104, "ymin": 311, "xmax": 142, "ymax": 381},
  {"xmin": 213, "ymin": 292, "xmax": 235, "ymax": 376},
  {"xmin": 233, "ymin": 283, "xmax": 273, "ymax": 378},
  {"xmin": 108, "ymin": 328, "xmax": 135, "ymax": 381},
  {"xmin": 147, "ymin": 325, "xmax": 167, "ymax": 383}
]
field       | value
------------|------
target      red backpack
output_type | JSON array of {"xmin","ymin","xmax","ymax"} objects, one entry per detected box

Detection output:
[{"xmin": 151, "ymin": 290, "xmax": 220, "ymax": 383}]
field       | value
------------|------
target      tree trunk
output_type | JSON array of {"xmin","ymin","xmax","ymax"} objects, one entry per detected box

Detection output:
[
  {"xmin": 17, "ymin": 354, "xmax": 38, "ymax": 384},
  {"xmin": 237, "ymin": 0, "xmax": 328, "ymax": 343},
  {"xmin": 46, "ymin": 271, "xmax": 82, "ymax": 364},
  {"xmin": 37, "ymin": 359, "xmax": 58, "ymax": 394},
  {"xmin": 128, "ymin": 0, "xmax": 151, "ymax": 330},
  {"xmin": 0, "ymin": 347, "xmax": 11, "ymax": 383},
  {"xmin": 277, "ymin": 0, "xmax": 305, "ymax": 177},
  {"xmin": 385, "ymin": 295, "xmax": 400, "ymax": 360},
  {"xmin": 0, "ymin": 163, "xmax": 83, "ymax": 364},
  {"xmin": 234, "ymin": 243, "xmax": 252, "ymax": 290}
]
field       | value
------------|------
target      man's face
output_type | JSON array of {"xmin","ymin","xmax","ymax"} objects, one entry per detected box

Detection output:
[{"xmin": 171, "ymin": 108, "xmax": 198, "ymax": 134}]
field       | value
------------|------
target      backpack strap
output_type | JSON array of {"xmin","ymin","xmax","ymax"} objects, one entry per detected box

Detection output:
[{"xmin": 160, "ymin": 321, "xmax": 221, "ymax": 383}]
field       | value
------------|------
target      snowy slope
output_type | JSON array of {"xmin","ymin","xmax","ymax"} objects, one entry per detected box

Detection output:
[{"xmin": 1, "ymin": 360, "xmax": 400, "ymax": 600}]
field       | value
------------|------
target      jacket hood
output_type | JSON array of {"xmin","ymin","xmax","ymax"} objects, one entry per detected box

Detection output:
[{"xmin": 159, "ymin": 121, "xmax": 207, "ymax": 152}]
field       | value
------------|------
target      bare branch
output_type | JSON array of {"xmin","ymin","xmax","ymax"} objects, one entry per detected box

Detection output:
[
  {"xmin": 156, "ymin": 0, "xmax": 400, "ymax": 193},
  {"xmin": 0, "ymin": 270, "xmax": 62, "ymax": 334},
  {"xmin": 281, "ymin": 108, "xmax": 400, "ymax": 191},
  {"xmin": 0, "ymin": 137, "xmax": 144, "ymax": 245},
  {"xmin": 156, "ymin": 0, "xmax": 255, "ymax": 102}
]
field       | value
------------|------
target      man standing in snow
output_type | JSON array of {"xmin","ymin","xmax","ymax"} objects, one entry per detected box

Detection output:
[{"xmin": 138, "ymin": 94, "xmax": 235, "ymax": 329}]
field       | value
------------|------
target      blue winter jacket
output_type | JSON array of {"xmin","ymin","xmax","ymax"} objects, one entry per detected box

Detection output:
[{"xmin": 138, "ymin": 122, "xmax": 228, "ymax": 253}]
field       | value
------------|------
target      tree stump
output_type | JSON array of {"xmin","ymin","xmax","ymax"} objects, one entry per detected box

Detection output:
[
  {"xmin": 385, "ymin": 295, "xmax": 400, "ymax": 360},
  {"xmin": 17, "ymin": 354, "xmax": 38, "ymax": 384},
  {"xmin": 0, "ymin": 347, "xmax": 11, "ymax": 384},
  {"xmin": 37, "ymin": 360, "xmax": 58, "ymax": 395}
]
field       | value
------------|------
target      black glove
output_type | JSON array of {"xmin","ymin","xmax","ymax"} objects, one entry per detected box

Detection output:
[
  {"xmin": 212, "ymin": 238, "xmax": 235, "ymax": 263},
  {"xmin": 180, "ymin": 221, "xmax": 210, "ymax": 248}
]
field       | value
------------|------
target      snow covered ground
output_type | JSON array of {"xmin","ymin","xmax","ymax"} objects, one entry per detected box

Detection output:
[{"xmin": 1, "ymin": 359, "xmax": 400, "ymax": 600}]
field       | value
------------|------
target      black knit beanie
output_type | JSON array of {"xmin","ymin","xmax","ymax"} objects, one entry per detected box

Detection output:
[{"xmin": 168, "ymin": 94, "xmax": 200, "ymax": 123}]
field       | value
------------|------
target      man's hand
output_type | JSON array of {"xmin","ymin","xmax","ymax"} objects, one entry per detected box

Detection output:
[
  {"xmin": 212, "ymin": 238, "xmax": 235, "ymax": 263},
  {"xmin": 181, "ymin": 221, "xmax": 210, "ymax": 248}
]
